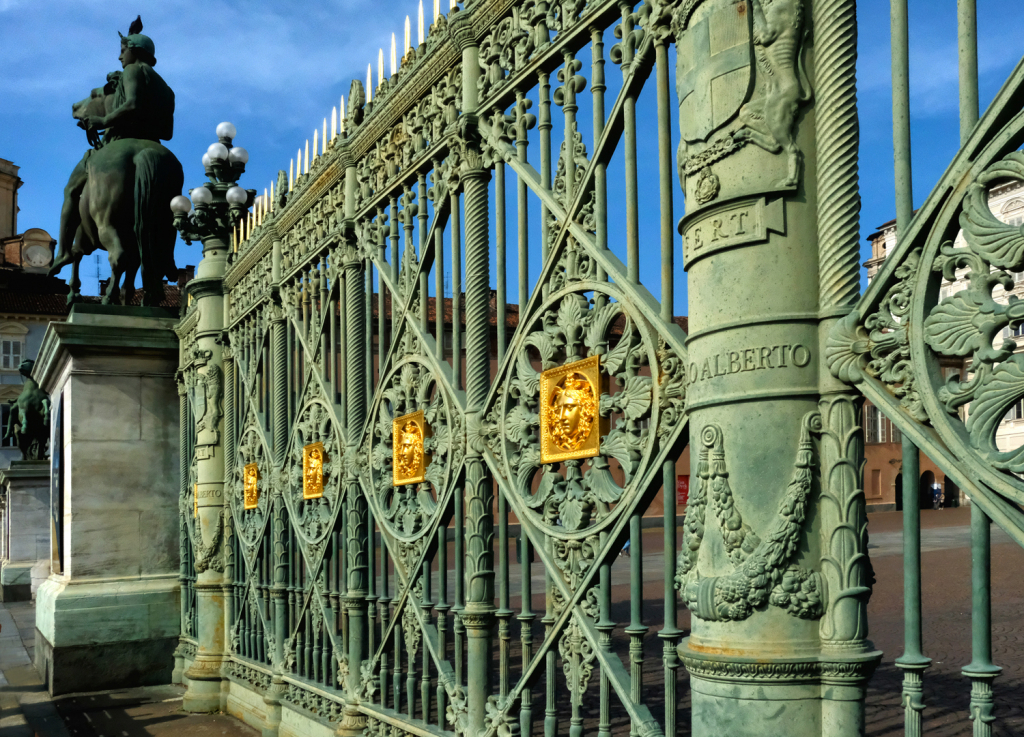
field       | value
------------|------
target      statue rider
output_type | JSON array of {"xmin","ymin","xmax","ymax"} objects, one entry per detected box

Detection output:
[
  {"xmin": 50, "ymin": 16, "xmax": 175, "ymax": 276},
  {"xmin": 3, "ymin": 360, "xmax": 50, "ymax": 461}
]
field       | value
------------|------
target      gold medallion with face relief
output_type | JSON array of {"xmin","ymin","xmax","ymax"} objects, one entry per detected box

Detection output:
[
  {"xmin": 540, "ymin": 355, "xmax": 603, "ymax": 464},
  {"xmin": 393, "ymin": 409, "xmax": 430, "ymax": 486},
  {"xmin": 243, "ymin": 463, "xmax": 260, "ymax": 510},
  {"xmin": 303, "ymin": 442, "xmax": 325, "ymax": 499}
]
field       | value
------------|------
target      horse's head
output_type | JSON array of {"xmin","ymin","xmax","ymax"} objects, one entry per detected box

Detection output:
[
  {"xmin": 72, "ymin": 94, "xmax": 106, "ymax": 122},
  {"xmin": 73, "ymin": 92, "xmax": 110, "ymax": 148}
]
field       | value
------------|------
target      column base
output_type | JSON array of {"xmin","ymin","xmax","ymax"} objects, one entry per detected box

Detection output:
[
  {"xmin": 183, "ymin": 650, "xmax": 227, "ymax": 712},
  {"xmin": 35, "ymin": 574, "xmax": 179, "ymax": 695},
  {"xmin": 0, "ymin": 561, "xmax": 33, "ymax": 601},
  {"xmin": 681, "ymin": 640, "xmax": 880, "ymax": 737}
]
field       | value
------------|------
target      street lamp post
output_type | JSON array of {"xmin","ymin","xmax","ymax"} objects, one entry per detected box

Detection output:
[{"xmin": 172, "ymin": 122, "xmax": 253, "ymax": 713}]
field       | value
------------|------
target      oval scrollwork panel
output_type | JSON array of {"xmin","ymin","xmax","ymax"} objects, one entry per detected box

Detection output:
[
  {"xmin": 230, "ymin": 419, "xmax": 272, "ymax": 548},
  {"xmin": 494, "ymin": 282, "xmax": 682, "ymax": 538},
  {"xmin": 284, "ymin": 399, "xmax": 344, "ymax": 544},
  {"xmin": 368, "ymin": 358, "xmax": 459, "ymax": 542}
]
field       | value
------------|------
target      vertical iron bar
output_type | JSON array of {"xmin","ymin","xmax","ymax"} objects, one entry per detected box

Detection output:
[
  {"xmin": 436, "ymin": 525, "xmax": 449, "ymax": 726},
  {"xmin": 958, "ymin": 0, "xmax": 979, "ymax": 145},
  {"xmin": 619, "ymin": 1, "xmax": 639, "ymax": 283},
  {"xmin": 538, "ymin": 71, "xmax": 552, "ymax": 269},
  {"xmin": 390, "ymin": 195, "xmax": 400, "ymax": 341},
  {"xmin": 495, "ymin": 156, "xmax": 507, "ymax": 365},
  {"xmin": 626, "ymin": 511, "xmax": 646, "ymax": 736},
  {"xmin": 515, "ymin": 92, "xmax": 530, "ymax": 312},
  {"xmin": 896, "ymin": 434, "xmax": 929, "ymax": 735},
  {"xmin": 656, "ymin": 39, "xmax": 674, "ymax": 321},
  {"xmin": 497, "ymin": 490, "xmax": 511, "ymax": 700},
  {"xmin": 451, "ymin": 190, "xmax": 462, "ymax": 391},
  {"xmin": 659, "ymin": 460, "xmax": 679, "ymax": 735},
  {"xmin": 379, "ymin": 209, "xmax": 389, "ymax": 382},
  {"xmin": 963, "ymin": 503, "xmax": 1000, "ymax": 736},
  {"xmin": 891, "ymin": 0, "xmax": 913, "ymax": 232},
  {"xmin": 597, "ymin": 531, "xmax": 613, "ymax": 737},
  {"xmin": 419, "ymin": 172, "xmax": 430, "ymax": 333},
  {"xmin": 434, "ymin": 181, "xmax": 446, "ymax": 361},
  {"xmin": 519, "ymin": 525, "xmax": 535, "ymax": 737}
]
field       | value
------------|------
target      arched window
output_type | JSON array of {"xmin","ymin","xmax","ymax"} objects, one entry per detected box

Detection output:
[{"xmin": 1001, "ymin": 198, "xmax": 1024, "ymax": 226}]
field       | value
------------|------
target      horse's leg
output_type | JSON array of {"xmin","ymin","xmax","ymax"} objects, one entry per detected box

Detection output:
[
  {"xmin": 97, "ymin": 223, "xmax": 130, "ymax": 305},
  {"xmin": 121, "ymin": 262, "xmax": 138, "ymax": 305},
  {"xmin": 51, "ymin": 156, "xmax": 89, "ymax": 276},
  {"xmin": 67, "ymin": 251, "xmax": 82, "ymax": 305}
]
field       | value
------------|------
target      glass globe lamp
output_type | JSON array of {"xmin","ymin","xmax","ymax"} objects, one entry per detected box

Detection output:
[
  {"xmin": 170, "ymin": 195, "xmax": 192, "ymax": 214},
  {"xmin": 228, "ymin": 147, "xmax": 249, "ymax": 165},
  {"xmin": 225, "ymin": 186, "xmax": 248, "ymax": 205},
  {"xmin": 207, "ymin": 143, "xmax": 229, "ymax": 161},
  {"xmin": 216, "ymin": 122, "xmax": 237, "ymax": 140},
  {"xmin": 191, "ymin": 186, "xmax": 213, "ymax": 205}
]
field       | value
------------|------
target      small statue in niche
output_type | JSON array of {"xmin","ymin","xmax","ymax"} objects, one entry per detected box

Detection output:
[{"xmin": 4, "ymin": 359, "xmax": 51, "ymax": 461}]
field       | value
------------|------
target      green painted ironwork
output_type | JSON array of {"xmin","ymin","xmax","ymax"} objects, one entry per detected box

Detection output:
[{"xmin": 168, "ymin": 0, "xmax": 1024, "ymax": 735}]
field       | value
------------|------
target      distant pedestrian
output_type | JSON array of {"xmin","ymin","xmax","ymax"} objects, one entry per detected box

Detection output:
[
  {"xmin": 620, "ymin": 538, "xmax": 630, "ymax": 557},
  {"xmin": 932, "ymin": 482, "xmax": 943, "ymax": 510}
]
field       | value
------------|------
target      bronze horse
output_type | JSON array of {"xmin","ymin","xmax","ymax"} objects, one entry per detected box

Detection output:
[{"xmin": 55, "ymin": 89, "xmax": 183, "ymax": 305}]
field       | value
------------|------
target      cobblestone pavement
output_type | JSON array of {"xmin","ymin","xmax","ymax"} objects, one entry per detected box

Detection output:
[
  {"xmin": 0, "ymin": 600, "xmax": 257, "ymax": 736},
  {"xmin": 0, "ymin": 507, "xmax": 1019, "ymax": 736},
  {"xmin": 863, "ymin": 509, "xmax": 1024, "ymax": 737}
]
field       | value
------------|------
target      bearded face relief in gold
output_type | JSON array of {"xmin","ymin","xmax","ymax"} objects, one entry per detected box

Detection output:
[
  {"xmin": 243, "ymin": 463, "xmax": 260, "ymax": 510},
  {"xmin": 393, "ymin": 409, "xmax": 430, "ymax": 485},
  {"xmin": 303, "ymin": 442, "xmax": 325, "ymax": 500},
  {"xmin": 540, "ymin": 355, "xmax": 603, "ymax": 464}
]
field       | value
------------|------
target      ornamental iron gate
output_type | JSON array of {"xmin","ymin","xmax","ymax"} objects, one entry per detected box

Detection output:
[{"xmin": 171, "ymin": 0, "xmax": 1024, "ymax": 735}]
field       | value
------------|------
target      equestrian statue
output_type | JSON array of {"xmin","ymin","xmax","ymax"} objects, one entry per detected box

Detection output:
[
  {"xmin": 49, "ymin": 16, "xmax": 184, "ymax": 306},
  {"xmin": 3, "ymin": 360, "xmax": 50, "ymax": 461}
]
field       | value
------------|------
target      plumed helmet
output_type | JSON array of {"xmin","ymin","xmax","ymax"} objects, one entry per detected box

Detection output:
[{"xmin": 118, "ymin": 15, "xmax": 157, "ymax": 64}]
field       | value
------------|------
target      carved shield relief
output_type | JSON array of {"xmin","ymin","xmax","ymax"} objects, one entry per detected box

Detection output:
[{"xmin": 676, "ymin": 0, "xmax": 753, "ymax": 143}]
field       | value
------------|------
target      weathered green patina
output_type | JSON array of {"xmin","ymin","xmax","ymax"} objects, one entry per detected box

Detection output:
[
  {"xmin": 165, "ymin": 0, "xmax": 1024, "ymax": 735},
  {"xmin": 52, "ymin": 16, "xmax": 183, "ymax": 306},
  {"xmin": 3, "ymin": 360, "xmax": 50, "ymax": 461}
]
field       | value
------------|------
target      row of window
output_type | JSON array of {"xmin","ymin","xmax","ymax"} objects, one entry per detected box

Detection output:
[
  {"xmin": 0, "ymin": 405, "xmax": 15, "ymax": 447},
  {"xmin": 1, "ymin": 339, "xmax": 22, "ymax": 371},
  {"xmin": 864, "ymin": 404, "xmax": 903, "ymax": 445}
]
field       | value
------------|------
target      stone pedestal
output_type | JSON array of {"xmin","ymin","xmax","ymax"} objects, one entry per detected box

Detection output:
[
  {"xmin": 0, "ymin": 460, "xmax": 51, "ymax": 601},
  {"xmin": 32, "ymin": 304, "xmax": 181, "ymax": 696}
]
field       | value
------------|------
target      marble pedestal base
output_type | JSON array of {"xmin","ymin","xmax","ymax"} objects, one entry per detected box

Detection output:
[
  {"xmin": 0, "ymin": 460, "xmax": 51, "ymax": 601},
  {"xmin": 33, "ymin": 304, "xmax": 181, "ymax": 696}
]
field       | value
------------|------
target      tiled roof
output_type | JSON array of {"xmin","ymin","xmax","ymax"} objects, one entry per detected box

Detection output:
[
  {"xmin": 0, "ymin": 267, "xmax": 70, "ymax": 316},
  {"xmin": 0, "ymin": 266, "xmax": 185, "ymax": 317}
]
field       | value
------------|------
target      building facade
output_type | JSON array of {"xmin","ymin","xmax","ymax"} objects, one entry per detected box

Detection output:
[{"xmin": 0, "ymin": 158, "xmax": 65, "ymax": 470}]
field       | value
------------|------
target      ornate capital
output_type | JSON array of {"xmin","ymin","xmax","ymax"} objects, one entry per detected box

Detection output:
[{"xmin": 446, "ymin": 8, "xmax": 476, "ymax": 51}]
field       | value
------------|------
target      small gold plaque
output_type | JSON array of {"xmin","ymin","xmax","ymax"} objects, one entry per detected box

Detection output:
[
  {"xmin": 540, "ymin": 355, "xmax": 603, "ymax": 464},
  {"xmin": 193, "ymin": 483, "xmax": 198, "ymax": 518},
  {"xmin": 393, "ymin": 409, "xmax": 431, "ymax": 486},
  {"xmin": 243, "ymin": 463, "xmax": 260, "ymax": 510},
  {"xmin": 303, "ymin": 442, "xmax": 326, "ymax": 499}
]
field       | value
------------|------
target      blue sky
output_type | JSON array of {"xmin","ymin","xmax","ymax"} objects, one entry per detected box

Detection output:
[{"xmin": 1, "ymin": 0, "xmax": 1022, "ymax": 304}]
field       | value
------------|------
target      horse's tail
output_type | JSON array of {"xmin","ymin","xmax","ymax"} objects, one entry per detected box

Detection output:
[{"xmin": 134, "ymin": 145, "xmax": 184, "ymax": 303}]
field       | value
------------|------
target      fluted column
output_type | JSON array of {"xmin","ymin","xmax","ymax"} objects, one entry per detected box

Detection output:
[
  {"xmin": 450, "ymin": 11, "xmax": 495, "ymax": 737},
  {"xmin": 336, "ymin": 149, "xmax": 370, "ymax": 737},
  {"xmin": 183, "ymin": 237, "xmax": 229, "ymax": 713},
  {"xmin": 814, "ymin": 0, "xmax": 882, "ymax": 729},
  {"xmin": 264, "ymin": 293, "xmax": 289, "ymax": 734}
]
